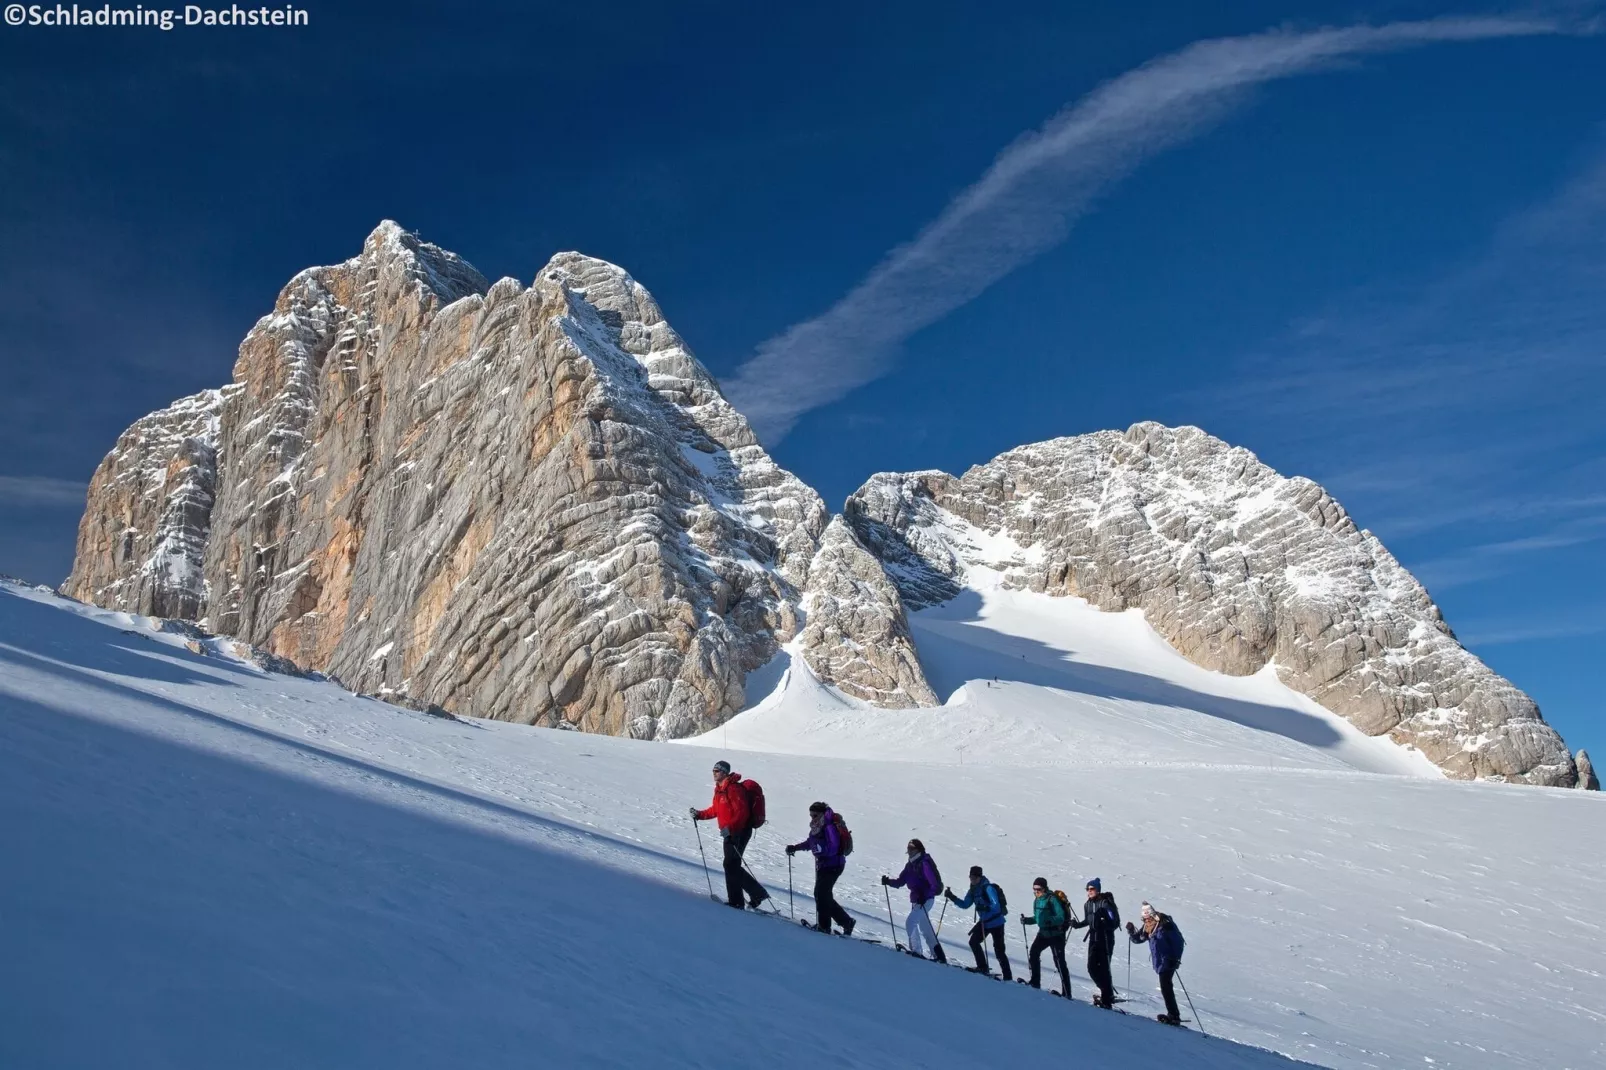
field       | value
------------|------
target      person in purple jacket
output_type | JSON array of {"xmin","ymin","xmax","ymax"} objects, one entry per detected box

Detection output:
[
  {"xmin": 785, "ymin": 802, "xmax": 856, "ymax": 936},
  {"xmin": 882, "ymin": 839, "xmax": 948, "ymax": 962}
]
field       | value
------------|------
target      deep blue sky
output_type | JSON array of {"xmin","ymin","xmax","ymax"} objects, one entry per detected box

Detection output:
[{"xmin": 2, "ymin": 2, "xmax": 1601, "ymax": 757}]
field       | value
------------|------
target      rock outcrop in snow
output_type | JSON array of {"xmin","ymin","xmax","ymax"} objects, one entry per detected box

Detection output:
[
  {"xmin": 66, "ymin": 222, "xmax": 921, "ymax": 736},
  {"xmin": 1577, "ymin": 751, "xmax": 1600, "ymax": 791},
  {"xmin": 797, "ymin": 518, "xmax": 936, "ymax": 708},
  {"xmin": 845, "ymin": 423, "xmax": 1578, "ymax": 786}
]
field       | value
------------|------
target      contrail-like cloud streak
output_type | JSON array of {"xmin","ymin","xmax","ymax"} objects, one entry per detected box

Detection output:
[{"xmin": 723, "ymin": 15, "xmax": 1576, "ymax": 443}]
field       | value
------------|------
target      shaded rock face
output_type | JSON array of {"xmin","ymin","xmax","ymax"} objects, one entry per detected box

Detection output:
[
  {"xmin": 1578, "ymin": 751, "xmax": 1600, "ymax": 791},
  {"xmin": 67, "ymin": 389, "xmax": 226, "ymax": 621},
  {"xmin": 797, "ymin": 517, "xmax": 937, "ymax": 708},
  {"xmin": 66, "ymin": 222, "xmax": 880, "ymax": 737},
  {"xmin": 846, "ymin": 423, "xmax": 1578, "ymax": 787}
]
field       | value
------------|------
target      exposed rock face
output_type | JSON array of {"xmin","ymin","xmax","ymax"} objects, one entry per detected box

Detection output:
[
  {"xmin": 846, "ymin": 422, "xmax": 1578, "ymax": 786},
  {"xmin": 66, "ymin": 389, "xmax": 226, "ymax": 620},
  {"xmin": 797, "ymin": 517, "xmax": 936, "ymax": 708},
  {"xmin": 64, "ymin": 227, "xmax": 1575, "ymax": 783},
  {"xmin": 67, "ymin": 222, "xmax": 903, "ymax": 737},
  {"xmin": 1578, "ymin": 751, "xmax": 1600, "ymax": 791}
]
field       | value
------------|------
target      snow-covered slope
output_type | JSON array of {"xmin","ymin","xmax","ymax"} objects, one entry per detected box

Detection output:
[
  {"xmin": 2, "ymin": 581, "xmax": 1601, "ymax": 1069},
  {"xmin": 715, "ymin": 569, "xmax": 1434, "ymax": 777}
]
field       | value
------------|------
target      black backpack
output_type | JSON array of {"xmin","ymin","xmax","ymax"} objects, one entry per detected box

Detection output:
[{"xmin": 989, "ymin": 882, "xmax": 1007, "ymax": 912}]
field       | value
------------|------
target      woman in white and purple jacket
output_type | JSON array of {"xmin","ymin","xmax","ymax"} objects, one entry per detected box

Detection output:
[{"xmin": 883, "ymin": 839, "xmax": 947, "ymax": 963}]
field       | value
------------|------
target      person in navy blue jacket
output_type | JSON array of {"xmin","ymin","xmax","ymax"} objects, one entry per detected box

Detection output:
[
  {"xmin": 1069, "ymin": 877, "xmax": 1121, "ymax": 1008},
  {"xmin": 1127, "ymin": 901, "xmax": 1186, "ymax": 1024},
  {"xmin": 944, "ymin": 866, "xmax": 1012, "ymax": 980}
]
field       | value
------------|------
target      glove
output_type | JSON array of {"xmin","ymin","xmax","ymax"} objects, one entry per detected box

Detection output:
[
  {"xmin": 943, "ymin": 887, "xmax": 954, "ymax": 900},
  {"xmin": 1020, "ymin": 914, "xmax": 1030, "ymax": 924},
  {"xmin": 880, "ymin": 875, "xmax": 891, "ymax": 886},
  {"xmin": 1125, "ymin": 922, "xmax": 1135, "ymax": 934},
  {"xmin": 785, "ymin": 845, "xmax": 797, "ymax": 856},
  {"xmin": 688, "ymin": 807, "xmax": 701, "ymax": 819}
]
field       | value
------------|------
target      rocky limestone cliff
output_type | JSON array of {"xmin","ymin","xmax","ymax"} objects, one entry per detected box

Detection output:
[
  {"xmin": 65, "ymin": 228, "xmax": 1575, "ymax": 781},
  {"xmin": 66, "ymin": 223, "xmax": 925, "ymax": 735},
  {"xmin": 68, "ymin": 389, "xmax": 226, "ymax": 621},
  {"xmin": 846, "ymin": 422, "xmax": 1578, "ymax": 786}
]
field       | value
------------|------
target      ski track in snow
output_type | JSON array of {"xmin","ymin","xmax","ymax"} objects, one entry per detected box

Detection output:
[{"xmin": 1, "ymin": 580, "xmax": 1602, "ymax": 1069}]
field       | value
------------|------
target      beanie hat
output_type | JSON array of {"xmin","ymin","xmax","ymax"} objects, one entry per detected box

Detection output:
[
  {"xmin": 969, "ymin": 865, "xmax": 984, "ymax": 879},
  {"xmin": 808, "ymin": 801, "xmax": 828, "ymax": 814},
  {"xmin": 1140, "ymin": 902, "xmax": 1156, "ymax": 919},
  {"xmin": 712, "ymin": 760, "xmax": 731, "ymax": 775},
  {"xmin": 1032, "ymin": 877, "xmax": 1048, "ymax": 890},
  {"xmin": 1086, "ymin": 878, "xmax": 1101, "ymax": 892}
]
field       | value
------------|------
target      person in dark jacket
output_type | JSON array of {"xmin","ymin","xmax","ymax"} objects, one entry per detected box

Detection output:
[
  {"xmin": 1020, "ymin": 878, "xmax": 1072, "ymax": 997},
  {"xmin": 1069, "ymin": 877, "xmax": 1121, "ymax": 1007},
  {"xmin": 785, "ymin": 802, "xmax": 855, "ymax": 935},
  {"xmin": 1127, "ymin": 901, "xmax": 1185, "ymax": 1024},
  {"xmin": 690, "ymin": 760, "xmax": 769, "ymax": 910},
  {"xmin": 944, "ymin": 866, "xmax": 1011, "ymax": 980},
  {"xmin": 882, "ymin": 839, "xmax": 946, "ymax": 962}
]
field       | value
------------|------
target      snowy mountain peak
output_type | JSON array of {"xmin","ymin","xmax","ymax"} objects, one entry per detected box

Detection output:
[
  {"xmin": 63, "ymin": 229, "xmax": 1577, "ymax": 784},
  {"xmin": 844, "ymin": 422, "xmax": 1577, "ymax": 786}
]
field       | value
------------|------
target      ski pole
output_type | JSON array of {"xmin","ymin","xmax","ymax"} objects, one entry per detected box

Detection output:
[
  {"xmin": 884, "ymin": 884, "xmax": 901, "ymax": 949},
  {"xmin": 787, "ymin": 853, "xmax": 795, "ymax": 921},
  {"xmin": 737, "ymin": 846, "xmax": 777, "ymax": 913},
  {"xmin": 935, "ymin": 895, "xmax": 948, "ymax": 939},
  {"xmin": 691, "ymin": 816, "xmax": 716, "ymax": 901},
  {"xmin": 1126, "ymin": 939, "xmax": 1132, "ymax": 997},
  {"xmin": 1178, "ymin": 972, "xmax": 1207, "ymax": 1037}
]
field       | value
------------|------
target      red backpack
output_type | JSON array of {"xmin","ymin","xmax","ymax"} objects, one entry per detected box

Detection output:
[
  {"xmin": 742, "ymin": 779, "xmax": 766, "ymax": 829},
  {"xmin": 833, "ymin": 812, "xmax": 853, "ymax": 856}
]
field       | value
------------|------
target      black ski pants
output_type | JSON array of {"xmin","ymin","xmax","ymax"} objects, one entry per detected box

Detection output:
[
  {"xmin": 969, "ymin": 922, "xmax": 1012, "ymax": 979},
  {"xmin": 1157, "ymin": 965, "xmax": 1181, "ymax": 1020},
  {"xmin": 813, "ymin": 862, "xmax": 854, "ymax": 934},
  {"xmin": 1086, "ymin": 933, "xmax": 1116, "ymax": 1005},
  {"xmin": 1028, "ymin": 929, "xmax": 1071, "ymax": 996},
  {"xmin": 722, "ymin": 827, "xmax": 768, "ymax": 908}
]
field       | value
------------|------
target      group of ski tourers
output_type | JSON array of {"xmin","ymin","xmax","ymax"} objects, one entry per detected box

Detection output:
[{"xmin": 690, "ymin": 760, "xmax": 1192, "ymax": 1027}]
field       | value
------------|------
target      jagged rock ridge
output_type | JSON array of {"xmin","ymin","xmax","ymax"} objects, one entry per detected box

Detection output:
[
  {"xmin": 846, "ymin": 423, "xmax": 1578, "ymax": 787},
  {"xmin": 66, "ymin": 226, "xmax": 1578, "ymax": 784},
  {"xmin": 66, "ymin": 222, "xmax": 931, "ymax": 736}
]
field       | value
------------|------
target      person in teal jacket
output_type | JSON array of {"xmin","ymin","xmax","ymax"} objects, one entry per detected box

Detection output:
[{"xmin": 1019, "ymin": 877, "xmax": 1072, "ymax": 997}]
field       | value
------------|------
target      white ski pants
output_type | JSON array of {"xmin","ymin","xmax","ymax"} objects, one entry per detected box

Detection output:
[{"xmin": 907, "ymin": 898, "xmax": 939, "ymax": 956}]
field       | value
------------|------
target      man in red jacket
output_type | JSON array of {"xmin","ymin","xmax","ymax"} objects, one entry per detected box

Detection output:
[{"xmin": 690, "ymin": 760, "xmax": 770, "ymax": 910}]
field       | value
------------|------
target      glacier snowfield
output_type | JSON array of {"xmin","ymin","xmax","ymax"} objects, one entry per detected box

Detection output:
[{"xmin": 1, "ymin": 578, "xmax": 1601, "ymax": 1069}]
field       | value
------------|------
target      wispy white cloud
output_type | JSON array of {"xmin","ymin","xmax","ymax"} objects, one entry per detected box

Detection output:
[
  {"xmin": 0, "ymin": 476, "xmax": 87, "ymax": 508},
  {"xmin": 723, "ymin": 14, "xmax": 1579, "ymax": 442},
  {"xmin": 1458, "ymin": 613, "xmax": 1606, "ymax": 646},
  {"xmin": 1411, "ymin": 517, "xmax": 1606, "ymax": 591}
]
